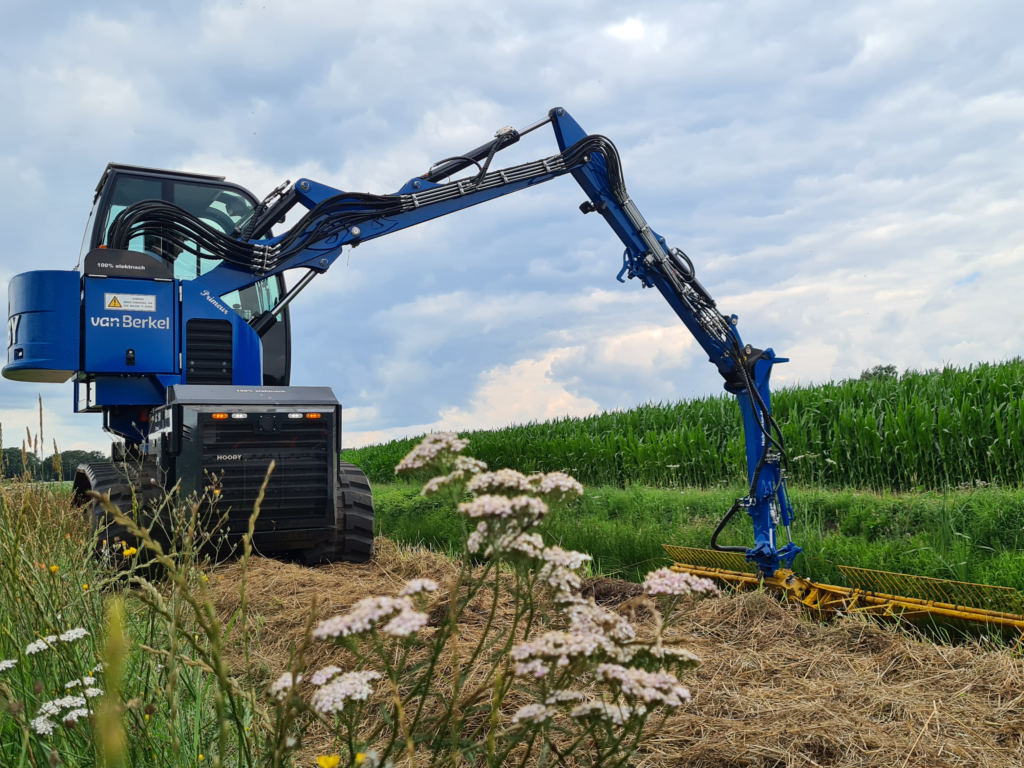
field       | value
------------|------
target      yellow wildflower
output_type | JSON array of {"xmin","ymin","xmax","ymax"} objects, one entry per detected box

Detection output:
[
  {"xmin": 122, "ymin": 547, "xmax": 138, "ymax": 557},
  {"xmin": 318, "ymin": 757, "xmax": 342, "ymax": 768},
  {"xmin": 82, "ymin": 584, "xmax": 89, "ymax": 591},
  {"xmin": 50, "ymin": 565, "xmax": 59, "ymax": 574}
]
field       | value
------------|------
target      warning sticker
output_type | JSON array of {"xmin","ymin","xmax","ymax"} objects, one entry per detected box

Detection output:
[{"xmin": 105, "ymin": 293, "xmax": 156, "ymax": 312}]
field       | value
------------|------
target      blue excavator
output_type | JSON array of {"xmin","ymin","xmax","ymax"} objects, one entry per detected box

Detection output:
[{"xmin": 3, "ymin": 107, "xmax": 798, "ymax": 574}]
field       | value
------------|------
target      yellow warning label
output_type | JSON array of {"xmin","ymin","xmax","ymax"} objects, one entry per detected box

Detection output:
[{"xmin": 107, "ymin": 296, "xmax": 122, "ymax": 308}]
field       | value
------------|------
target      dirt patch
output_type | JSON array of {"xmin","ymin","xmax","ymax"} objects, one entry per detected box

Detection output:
[{"xmin": 210, "ymin": 539, "xmax": 1024, "ymax": 766}]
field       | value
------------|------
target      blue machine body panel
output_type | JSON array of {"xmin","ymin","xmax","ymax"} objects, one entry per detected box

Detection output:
[
  {"xmin": 83, "ymin": 277, "xmax": 176, "ymax": 374},
  {"xmin": 181, "ymin": 281, "xmax": 262, "ymax": 386},
  {"xmin": 4, "ymin": 270, "xmax": 81, "ymax": 383}
]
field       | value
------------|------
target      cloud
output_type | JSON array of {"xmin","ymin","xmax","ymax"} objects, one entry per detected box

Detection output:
[
  {"xmin": 343, "ymin": 347, "xmax": 599, "ymax": 446},
  {"xmin": 2, "ymin": 1, "xmax": 1024, "ymax": 453}
]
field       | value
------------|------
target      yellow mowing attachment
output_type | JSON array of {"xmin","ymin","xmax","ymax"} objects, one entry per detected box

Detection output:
[{"xmin": 662, "ymin": 545, "xmax": 1024, "ymax": 633}]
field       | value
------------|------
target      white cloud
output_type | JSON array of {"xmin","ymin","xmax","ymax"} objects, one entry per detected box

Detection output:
[
  {"xmin": 3, "ymin": 0, "xmax": 1024, "ymax": 453},
  {"xmin": 606, "ymin": 18, "xmax": 646, "ymax": 41}
]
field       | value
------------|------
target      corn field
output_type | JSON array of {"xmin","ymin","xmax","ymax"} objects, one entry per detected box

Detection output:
[{"xmin": 346, "ymin": 359, "xmax": 1024, "ymax": 492}]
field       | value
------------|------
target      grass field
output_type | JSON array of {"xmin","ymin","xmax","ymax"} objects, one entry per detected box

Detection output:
[
  {"xmin": 346, "ymin": 359, "xmax": 1024, "ymax": 492},
  {"xmin": 373, "ymin": 481, "xmax": 1024, "ymax": 589}
]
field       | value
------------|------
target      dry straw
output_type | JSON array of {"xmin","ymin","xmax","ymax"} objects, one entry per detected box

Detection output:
[{"xmin": 208, "ymin": 538, "xmax": 1024, "ymax": 766}]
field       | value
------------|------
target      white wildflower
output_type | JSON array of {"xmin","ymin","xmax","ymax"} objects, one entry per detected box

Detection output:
[
  {"xmin": 59, "ymin": 628, "xmax": 89, "ymax": 642},
  {"xmin": 643, "ymin": 568, "xmax": 720, "ymax": 597},
  {"xmin": 511, "ymin": 631, "xmax": 606, "ymax": 668},
  {"xmin": 65, "ymin": 679, "xmax": 80, "ymax": 689},
  {"xmin": 466, "ymin": 469, "xmax": 535, "ymax": 496},
  {"xmin": 83, "ymin": 688, "xmax": 103, "ymax": 699},
  {"xmin": 467, "ymin": 521, "xmax": 488, "ymax": 554},
  {"xmin": 26, "ymin": 637, "xmax": 57, "ymax": 655},
  {"xmin": 569, "ymin": 701, "xmax": 646, "ymax": 726},
  {"xmin": 395, "ymin": 432, "xmax": 469, "ymax": 473},
  {"xmin": 314, "ymin": 596, "xmax": 414, "ymax": 639},
  {"xmin": 310, "ymin": 666, "xmax": 343, "ymax": 686},
  {"xmin": 400, "ymin": 578, "xmax": 439, "ymax": 596},
  {"xmin": 63, "ymin": 708, "xmax": 88, "ymax": 725},
  {"xmin": 381, "ymin": 609, "xmax": 429, "ymax": 637},
  {"xmin": 513, "ymin": 659, "xmax": 550, "ymax": 678},
  {"xmin": 501, "ymin": 532, "xmax": 546, "ymax": 559},
  {"xmin": 39, "ymin": 701, "xmax": 61, "ymax": 717},
  {"xmin": 567, "ymin": 602, "xmax": 636, "ymax": 645},
  {"xmin": 455, "ymin": 456, "xmax": 487, "ymax": 474},
  {"xmin": 596, "ymin": 664, "xmax": 691, "ymax": 707},
  {"xmin": 270, "ymin": 672, "xmax": 302, "ymax": 699},
  {"xmin": 82, "ymin": 676, "xmax": 96, "ymax": 685},
  {"xmin": 421, "ymin": 458, "xmax": 488, "ymax": 496},
  {"xmin": 30, "ymin": 716, "xmax": 56, "ymax": 735},
  {"xmin": 545, "ymin": 690, "xmax": 585, "ymax": 704},
  {"xmin": 310, "ymin": 671, "xmax": 381, "ymax": 713},
  {"xmin": 92, "ymin": 662, "xmax": 104, "ymax": 672},
  {"xmin": 534, "ymin": 472, "xmax": 584, "ymax": 503},
  {"xmin": 644, "ymin": 646, "xmax": 702, "ymax": 668},
  {"xmin": 537, "ymin": 563, "xmax": 582, "ymax": 600},
  {"xmin": 540, "ymin": 546, "xmax": 591, "ymax": 570},
  {"xmin": 458, "ymin": 494, "xmax": 548, "ymax": 522},
  {"xmin": 512, "ymin": 703, "xmax": 556, "ymax": 725},
  {"xmin": 0, "ymin": 659, "xmax": 16, "ymax": 672},
  {"xmin": 285, "ymin": 736, "xmax": 297, "ymax": 748}
]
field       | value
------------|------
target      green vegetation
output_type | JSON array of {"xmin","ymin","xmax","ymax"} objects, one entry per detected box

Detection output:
[
  {"xmin": 374, "ymin": 482, "xmax": 1024, "ymax": 589},
  {"xmin": 347, "ymin": 359, "xmax": 1024, "ymax": 492}
]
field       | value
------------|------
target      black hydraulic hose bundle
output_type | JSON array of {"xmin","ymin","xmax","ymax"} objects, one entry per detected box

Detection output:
[{"xmin": 104, "ymin": 133, "xmax": 629, "ymax": 274}]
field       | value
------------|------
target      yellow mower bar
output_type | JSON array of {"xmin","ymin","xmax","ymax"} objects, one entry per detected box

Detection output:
[{"xmin": 663, "ymin": 545, "xmax": 1024, "ymax": 633}]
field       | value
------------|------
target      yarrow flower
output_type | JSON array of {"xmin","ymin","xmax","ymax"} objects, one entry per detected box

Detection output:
[
  {"xmin": 466, "ymin": 469, "xmax": 536, "ymax": 497},
  {"xmin": 59, "ymin": 628, "xmax": 89, "ymax": 642},
  {"xmin": 421, "ymin": 456, "xmax": 488, "ymax": 497},
  {"xmin": 310, "ymin": 666, "xmax": 343, "ymax": 686},
  {"xmin": 567, "ymin": 601, "xmax": 636, "ymax": 645},
  {"xmin": 540, "ymin": 546, "xmax": 591, "ymax": 570},
  {"xmin": 458, "ymin": 494, "xmax": 548, "ymax": 522},
  {"xmin": 310, "ymin": 671, "xmax": 381, "ymax": 713},
  {"xmin": 533, "ymin": 472, "xmax": 585, "ymax": 504},
  {"xmin": 314, "ymin": 596, "xmax": 415, "ymax": 639},
  {"xmin": 270, "ymin": 672, "xmax": 302, "ymax": 699},
  {"xmin": 83, "ymin": 688, "xmax": 103, "ymax": 699},
  {"xmin": 395, "ymin": 432, "xmax": 470, "ymax": 474},
  {"xmin": 642, "ymin": 568, "xmax": 720, "ymax": 597},
  {"xmin": 400, "ymin": 578, "xmax": 439, "ymax": 596},
  {"xmin": 596, "ymin": 664, "xmax": 691, "ymax": 707},
  {"xmin": 569, "ymin": 701, "xmax": 646, "ymax": 726},
  {"xmin": 512, "ymin": 703, "xmax": 556, "ymax": 725},
  {"xmin": 31, "ymin": 716, "xmax": 56, "ymax": 735},
  {"xmin": 545, "ymin": 690, "xmax": 585, "ymax": 704},
  {"xmin": 381, "ymin": 609, "xmax": 429, "ymax": 638},
  {"xmin": 63, "ymin": 708, "xmax": 88, "ymax": 725},
  {"xmin": 511, "ymin": 631, "xmax": 607, "ymax": 668},
  {"xmin": 0, "ymin": 659, "xmax": 16, "ymax": 672},
  {"xmin": 513, "ymin": 659, "xmax": 550, "ymax": 678},
  {"xmin": 25, "ymin": 636, "xmax": 58, "ymax": 655}
]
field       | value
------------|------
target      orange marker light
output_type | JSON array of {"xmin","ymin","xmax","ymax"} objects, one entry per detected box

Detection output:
[
  {"xmin": 305, "ymin": 413, "xmax": 322, "ymax": 419},
  {"xmin": 211, "ymin": 413, "xmax": 229, "ymax": 420}
]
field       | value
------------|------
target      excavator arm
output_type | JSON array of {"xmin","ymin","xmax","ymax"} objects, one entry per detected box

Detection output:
[{"xmin": 103, "ymin": 107, "xmax": 800, "ymax": 575}]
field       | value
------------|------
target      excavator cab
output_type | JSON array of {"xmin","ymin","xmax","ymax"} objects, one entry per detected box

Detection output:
[{"xmin": 89, "ymin": 164, "xmax": 291, "ymax": 385}]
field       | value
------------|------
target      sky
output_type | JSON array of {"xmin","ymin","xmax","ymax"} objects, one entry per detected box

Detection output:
[{"xmin": 1, "ymin": 0, "xmax": 1023, "ymax": 453}]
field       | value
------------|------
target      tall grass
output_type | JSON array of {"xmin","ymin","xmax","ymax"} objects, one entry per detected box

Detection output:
[
  {"xmin": 347, "ymin": 359, "xmax": 1024, "ymax": 492},
  {"xmin": 373, "ymin": 483, "xmax": 1024, "ymax": 589}
]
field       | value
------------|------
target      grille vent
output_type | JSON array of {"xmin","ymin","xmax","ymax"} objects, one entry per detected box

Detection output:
[
  {"xmin": 186, "ymin": 319, "xmax": 233, "ymax": 385},
  {"xmin": 201, "ymin": 416, "xmax": 332, "ymax": 526}
]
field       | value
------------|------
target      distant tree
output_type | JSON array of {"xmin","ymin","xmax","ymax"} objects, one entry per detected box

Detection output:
[
  {"xmin": 1, "ymin": 447, "xmax": 40, "ymax": 478},
  {"xmin": 1, "ymin": 447, "xmax": 107, "ymax": 480},
  {"xmin": 860, "ymin": 364, "xmax": 898, "ymax": 381},
  {"xmin": 51, "ymin": 449, "xmax": 108, "ymax": 480}
]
